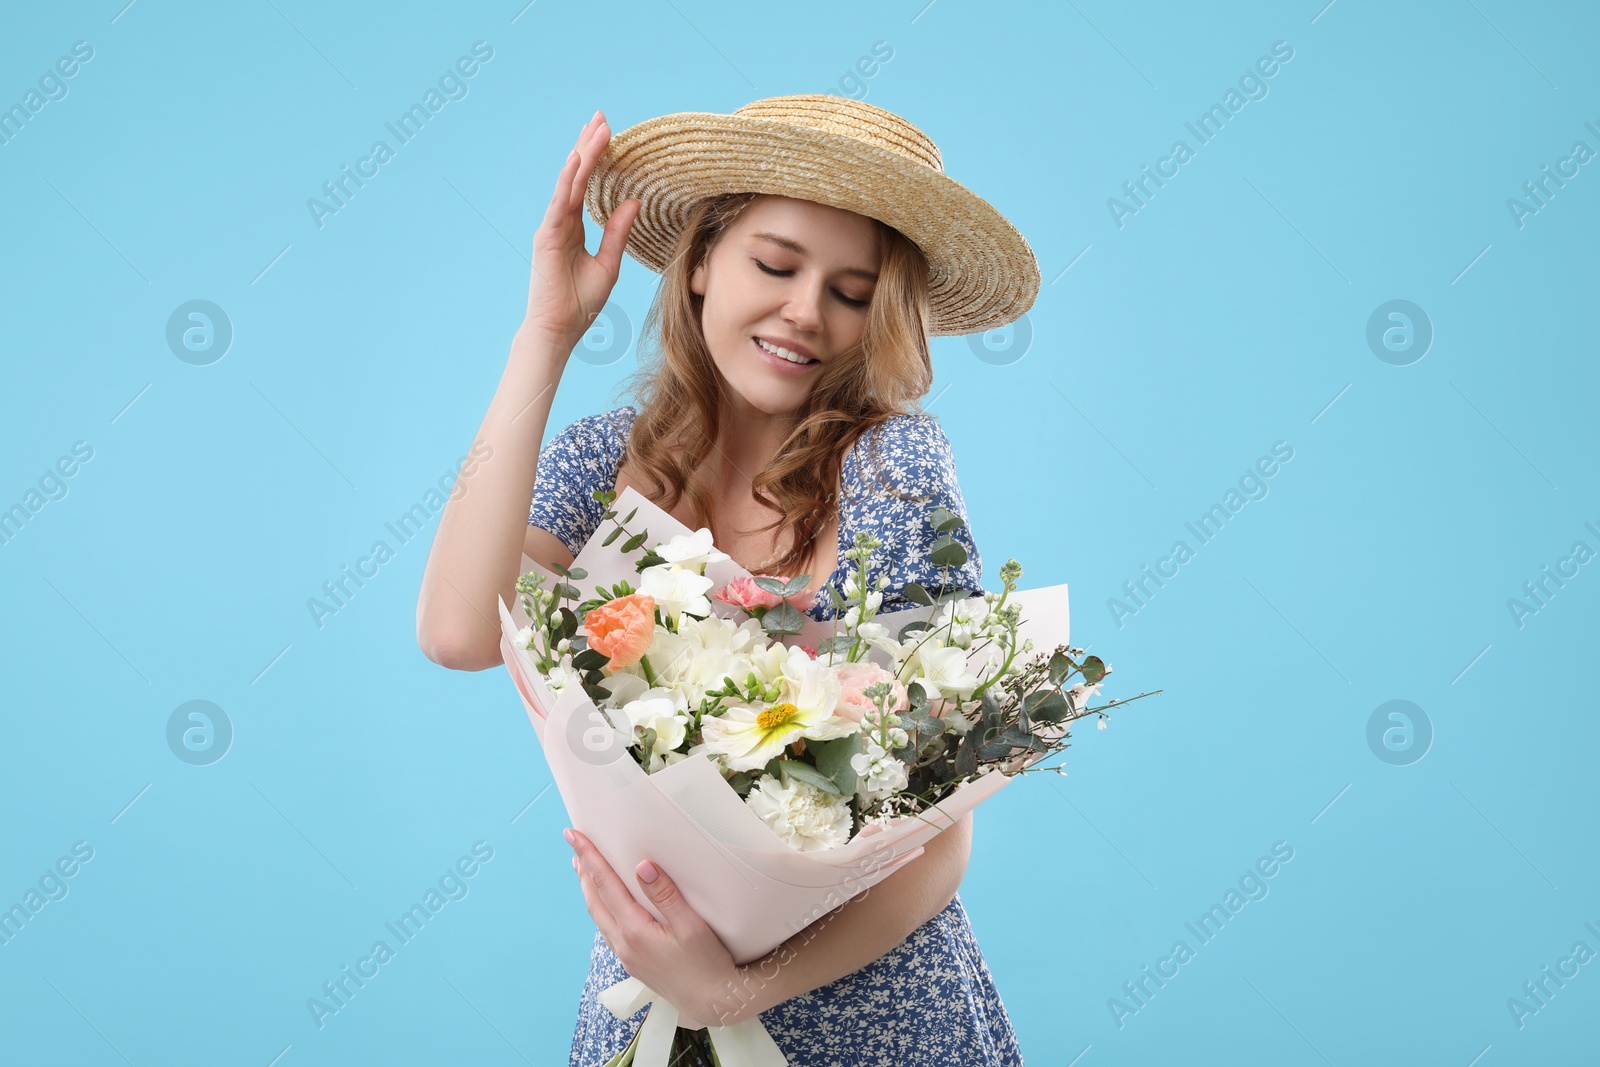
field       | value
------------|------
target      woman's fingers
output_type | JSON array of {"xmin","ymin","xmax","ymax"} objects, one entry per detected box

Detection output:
[
  {"xmin": 632, "ymin": 859, "xmax": 713, "ymax": 940},
  {"xmin": 593, "ymin": 198, "xmax": 640, "ymax": 278},
  {"xmin": 539, "ymin": 110, "xmax": 604, "ymax": 233},
  {"xmin": 567, "ymin": 119, "xmax": 610, "ymax": 212},
  {"xmin": 573, "ymin": 857, "xmax": 618, "ymax": 934},
  {"xmin": 570, "ymin": 830, "xmax": 656, "ymax": 931}
]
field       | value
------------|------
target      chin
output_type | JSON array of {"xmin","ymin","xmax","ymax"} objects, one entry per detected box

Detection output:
[{"xmin": 726, "ymin": 377, "xmax": 809, "ymax": 417}]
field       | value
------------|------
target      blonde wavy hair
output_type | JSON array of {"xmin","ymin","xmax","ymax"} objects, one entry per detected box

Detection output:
[{"xmin": 610, "ymin": 192, "xmax": 935, "ymax": 580}]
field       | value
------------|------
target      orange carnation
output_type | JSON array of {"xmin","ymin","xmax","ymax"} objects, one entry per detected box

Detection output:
[{"xmin": 583, "ymin": 593, "xmax": 657, "ymax": 669}]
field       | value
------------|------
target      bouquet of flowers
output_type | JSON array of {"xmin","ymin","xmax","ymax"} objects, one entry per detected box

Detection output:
[{"xmin": 498, "ymin": 485, "xmax": 1154, "ymax": 1067}]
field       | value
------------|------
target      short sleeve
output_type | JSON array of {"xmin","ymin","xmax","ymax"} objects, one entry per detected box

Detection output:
[
  {"xmin": 527, "ymin": 408, "xmax": 632, "ymax": 557},
  {"xmin": 843, "ymin": 414, "xmax": 985, "ymax": 616}
]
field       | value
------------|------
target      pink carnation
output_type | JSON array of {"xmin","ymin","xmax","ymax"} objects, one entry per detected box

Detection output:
[
  {"xmin": 713, "ymin": 575, "xmax": 815, "ymax": 612},
  {"xmin": 834, "ymin": 662, "xmax": 908, "ymax": 725}
]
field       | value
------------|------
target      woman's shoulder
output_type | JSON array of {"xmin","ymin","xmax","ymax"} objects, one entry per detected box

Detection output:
[
  {"xmin": 844, "ymin": 411, "xmax": 960, "ymax": 495},
  {"xmin": 547, "ymin": 405, "xmax": 637, "ymax": 459}
]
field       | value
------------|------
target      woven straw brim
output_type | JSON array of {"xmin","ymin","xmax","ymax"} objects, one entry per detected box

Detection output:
[{"xmin": 584, "ymin": 112, "xmax": 1040, "ymax": 337}]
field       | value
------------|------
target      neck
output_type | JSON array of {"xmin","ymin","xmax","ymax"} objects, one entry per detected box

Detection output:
[{"xmin": 704, "ymin": 394, "xmax": 802, "ymax": 497}]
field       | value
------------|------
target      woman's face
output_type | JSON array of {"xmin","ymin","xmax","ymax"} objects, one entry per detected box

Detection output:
[{"xmin": 690, "ymin": 195, "xmax": 881, "ymax": 416}]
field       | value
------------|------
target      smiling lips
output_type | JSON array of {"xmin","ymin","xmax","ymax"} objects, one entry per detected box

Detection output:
[{"xmin": 753, "ymin": 336, "xmax": 820, "ymax": 369}]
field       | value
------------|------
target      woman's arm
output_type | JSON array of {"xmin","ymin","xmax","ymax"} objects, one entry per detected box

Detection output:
[
  {"xmin": 415, "ymin": 110, "xmax": 639, "ymax": 671},
  {"xmin": 415, "ymin": 330, "xmax": 566, "ymax": 672},
  {"xmin": 712, "ymin": 810, "xmax": 973, "ymax": 1026}
]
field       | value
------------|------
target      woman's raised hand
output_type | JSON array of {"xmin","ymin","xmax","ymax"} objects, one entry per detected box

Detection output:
[{"xmin": 523, "ymin": 109, "xmax": 642, "ymax": 353}]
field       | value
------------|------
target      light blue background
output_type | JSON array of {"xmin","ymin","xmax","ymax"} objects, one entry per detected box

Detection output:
[{"xmin": 2, "ymin": 1, "xmax": 1596, "ymax": 1064}]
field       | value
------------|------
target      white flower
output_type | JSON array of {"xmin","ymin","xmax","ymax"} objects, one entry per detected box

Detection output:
[
  {"xmin": 930, "ymin": 595, "xmax": 991, "ymax": 646},
  {"xmin": 545, "ymin": 661, "xmax": 583, "ymax": 693},
  {"xmin": 645, "ymin": 613, "xmax": 764, "ymax": 706},
  {"xmin": 1067, "ymin": 681, "xmax": 1104, "ymax": 714},
  {"xmin": 850, "ymin": 737, "xmax": 909, "ymax": 802},
  {"xmin": 777, "ymin": 644, "xmax": 856, "ymax": 741},
  {"xmin": 654, "ymin": 528, "xmax": 732, "ymax": 570},
  {"xmin": 598, "ymin": 669, "xmax": 648, "ymax": 709},
  {"xmin": 638, "ymin": 563, "xmax": 716, "ymax": 622},
  {"xmin": 744, "ymin": 775, "xmax": 853, "ymax": 852},
  {"xmin": 903, "ymin": 640, "xmax": 979, "ymax": 701},
  {"xmin": 513, "ymin": 625, "xmax": 536, "ymax": 650},
  {"xmin": 618, "ymin": 688, "xmax": 690, "ymax": 759}
]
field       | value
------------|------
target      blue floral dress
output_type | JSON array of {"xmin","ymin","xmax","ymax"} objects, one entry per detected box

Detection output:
[{"xmin": 529, "ymin": 405, "xmax": 1024, "ymax": 1067}]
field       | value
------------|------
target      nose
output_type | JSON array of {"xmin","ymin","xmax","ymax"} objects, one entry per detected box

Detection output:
[{"xmin": 780, "ymin": 276, "xmax": 825, "ymax": 335}]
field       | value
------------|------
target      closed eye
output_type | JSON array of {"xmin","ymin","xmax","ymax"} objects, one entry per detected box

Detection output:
[{"xmin": 754, "ymin": 259, "xmax": 870, "ymax": 308}]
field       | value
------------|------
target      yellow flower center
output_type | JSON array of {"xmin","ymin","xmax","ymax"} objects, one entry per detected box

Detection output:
[{"xmin": 757, "ymin": 703, "xmax": 799, "ymax": 731}]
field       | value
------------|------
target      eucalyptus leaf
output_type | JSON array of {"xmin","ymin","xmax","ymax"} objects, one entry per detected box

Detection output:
[
  {"xmin": 977, "ymin": 724, "xmax": 1038, "ymax": 761},
  {"xmin": 897, "ymin": 619, "xmax": 932, "ymax": 641},
  {"xmin": 929, "ymin": 534, "xmax": 968, "ymax": 568},
  {"xmin": 602, "ymin": 526, "xmax": 623, "ymax": 547},
  {"xmin": 566, "ymin": 567, "xmax": 588, "ymax": 581},
  {"xmin": 622, "ymin": 530, "xmax": 648, "ymax": 553},
  {"xmin": 902, "ymin": 581, "xmax": 934, "ymax": 606},
  {"xmin": 622, "ymin": 506, "xmax": 637, "ymax": 524},
  {"xmin": 1027, "ymin": 690, "xmax": 1072, "ymax": 724},
  {"xmin": 813, "ymin": 734, "xmax": 865, "ymax": 795},
  {"xmin": 1081, "ymin": 655, "xmax": 1107, "ymax": 684},
  {"xmin": 1048, "ymin": 651, "xmax": 1073, "ymax": 686},
  {"xmin": 761, "ymin": 602, "xmax": 805, "ymax": 635},
  {"xmin": 773, "ymin": 759, "xmax": 843, "ymax": 794},
  {"xmin": 929, "ymin": 505, "xmax": 963, "ymax": 532}
]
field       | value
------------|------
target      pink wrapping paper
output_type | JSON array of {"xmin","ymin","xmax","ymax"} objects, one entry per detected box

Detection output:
[{"xmin": 501, "ymin": 485, "xmax": 1070, "ymax": 966}]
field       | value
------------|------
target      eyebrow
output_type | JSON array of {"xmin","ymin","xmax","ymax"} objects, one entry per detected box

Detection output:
[{"xmin": 750, "ymin": 231, "xmax": 879, "ymax": 282}]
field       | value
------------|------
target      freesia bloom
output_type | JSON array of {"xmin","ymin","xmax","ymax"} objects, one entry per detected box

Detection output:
[
  {"xmin": 638, "ymin": 564, "xmax": 715, "ymax": 622},
  {"xmin": 744, "ymin": 775, "xmax": 853, "ymax": 852},
  {"xmin": 929, "ymin": 594, "xmax": 993, "ymax": 645},
  {"xmin": 584, "ymin": 594, "xmax": 656, "ymax": 668},
  {"xmin": 617, "ymin": 687, "xmax": 690, "ymax": 760},
  {"xmin": 901, "ymin": 637, "xmax": 980, "ymax": 701},
  {"xmin": 655, "ymin": 528, "xmax": 732, "ymax": 570},
  {"xmin": 834, "ymin": 662, "xmax": 908, "ymax": 724}
]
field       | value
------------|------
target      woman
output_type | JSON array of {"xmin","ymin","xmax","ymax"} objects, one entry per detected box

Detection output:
[{"xmin": 417, "ymin": 95, "xmax": 1039, "ymax": 1065}]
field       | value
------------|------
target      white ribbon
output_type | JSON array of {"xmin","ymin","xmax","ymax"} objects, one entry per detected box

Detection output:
[{"xmin": 597, "ymin": 976, "xmax": 789, "ymax": 1066}]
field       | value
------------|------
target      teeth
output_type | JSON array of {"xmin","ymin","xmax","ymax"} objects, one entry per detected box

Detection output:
[{"xmin": 756, "ymin": 338, "xmax": 816, "ymax": 364}]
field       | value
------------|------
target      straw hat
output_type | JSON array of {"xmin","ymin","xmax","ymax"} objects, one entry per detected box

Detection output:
[{"xmin": 583, "ymin": 94, "xmax": 1040, "ymax": 337}]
